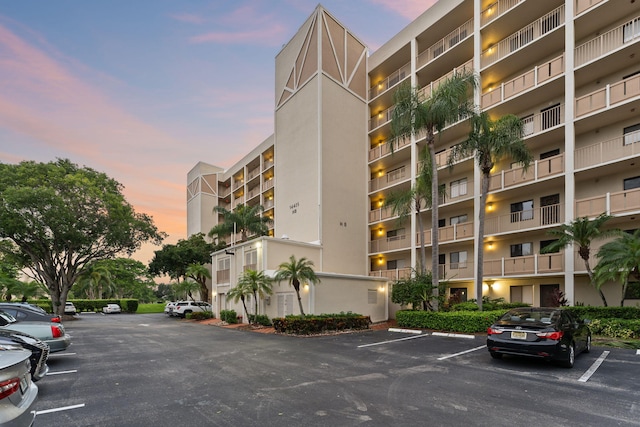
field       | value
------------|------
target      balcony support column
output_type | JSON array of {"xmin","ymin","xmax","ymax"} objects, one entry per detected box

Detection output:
[
  {"xmin": 605, "ymin": 192, "xmax": 611, "ymax": 215},
  {"xmin": 534, "ymin": 254, "xmax": 538, "ymax": 274}
]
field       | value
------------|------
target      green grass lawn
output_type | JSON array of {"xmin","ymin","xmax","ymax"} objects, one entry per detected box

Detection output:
[{"xmin": 136, "ymin": 303, "xmax": 166, "ymax": 314}]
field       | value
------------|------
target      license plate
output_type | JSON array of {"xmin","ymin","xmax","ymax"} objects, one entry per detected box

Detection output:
[
  {"xmin": 19, "ymin": 375, "xmax": 28, "ymax": 394},
  {"xmin": 511, "ymin": 331, "xmax": 527, "ymax": 340}
]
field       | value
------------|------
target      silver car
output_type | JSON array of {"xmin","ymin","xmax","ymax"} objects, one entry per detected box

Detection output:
[
  {"xmin": 0, "ymin": 312, "xmax": 71, "ymax": 353},
  {"xmin": 0, "ymin": 347, "xmax": 38, "ymax": 427}
]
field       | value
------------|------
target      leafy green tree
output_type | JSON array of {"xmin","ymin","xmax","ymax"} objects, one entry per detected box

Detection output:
[
  {"xmin": 390, "ymin": 269, "xmax": 447, "ymax": 311},
  {"xmin": 541, "ymin": 213, "xmax": 616, "ymax": 306},
  {"xmin": 8, "ymin": 280, "xmax": 46, "ymax": 302},
  {"xmin": 226, "ymin": 280, "xmax": 251, "ymax": 321},
  {"xmin": 390, "ymin": 73, "xmax": 477, "ymax": 303},
  {"xmin": 207, "ymin": 204, "xmax": 271, "ymax": 244},
  {"xmin": 0, "ymin": 159, "xmax": 165, "ymax": 314},
  {"xmin": 155, "ymin": 283, "xmax": 178, "ymax": 301},
  {"xmin": 185, "ymin": 263, "xmax": 212, "ymax": 302},
  {"xmin": 274, "ymin": 255, "xmax": 320, "ymax": 316},
  {"xmin": 448, "ymin": 112, "xmax": 532, "ymax": 310},
  {"xmin": 594, "ymin": 229, "xmax": 640, "ymax": 307},
  {"xmin": 176, "ymin": 279, "xmax": 200, "ymax": 302},
  {"xmin": 237, "ymin": 269, "xmax": 273, "ymax": 323},
  {"xmin": 76, "ymin": 262, "xmax": 113, "ymax": 300}
]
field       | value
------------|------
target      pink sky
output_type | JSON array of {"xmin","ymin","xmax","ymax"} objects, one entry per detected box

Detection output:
[{"xmin": 0, "ymin": 1, "xmax": 436, "ymax": 264}]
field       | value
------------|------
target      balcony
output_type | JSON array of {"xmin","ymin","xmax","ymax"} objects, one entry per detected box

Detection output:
[
  {"xmin": 418, "ymin": 60, "xmax": 474, "ymax": 100},
  {"xmin": 263, "ymin": 198, "xmax": 274, "ymax": 210},
  {"xmin": 369, "ymin": 137, "xmax": 411, "ymax": 163},
  {"xmin": 232, "ymin": 196, "xmax": 245, "ymax": 208},
  {"xmin": 481, "ymin": 0, "xmax": 525, "ymax": 27},
  {"xmin": 484, "ymin": 253, "xmax": 564, "ymax": 276},
  {"xmin": 435, "ymin": 146, "xmax": 473, "ymax": 169},
  {"xmin": 369, "ymin": 62, "xmax": 411, "ymax": 100},
  {"xmin": 246, "ymin": 167, "xmax": 260, "ymax": 181},
  {"xmin": 485, "ymin": 203, "xmax": 562, "ymax": 235},
  {"xmin": 416, "ymin": 221, "xmax": 475, "ymax": 246},
  {"xmin": 369, "ymin": 105, "xmax": 394, "ymax": 131},
  {"xmin": 481, "ymin": 55, "xmax": 564, "ymax": 109},
  {"xmin": 369, "ymin": 206, "xmax": 396, "ymax": 223},
  {"xmin": 575, "ymin": 187, "xmax": 640, "ymax": 217},
  {"xmin": 481, "ymin": 5, "xmax": 565, "ymax": 68},
  {"xmin": 489, "ymin": 153, "xmax": 564, "ymax": 192},
  {"xmin": 370, "ymin": 234, "xmax": 410, "ymax": 253},
  {"xmin": 575, "ymin": 16, "xmax": 640, "ymax": 67},
  {"xmin": 369, "ymin": 268, "xmax": 412, "ymax": 281},
  {"xmin": 416, "ymin": 19, "xmax": 473, "ymax": 70},
  {"xmin": 440, "ymin": 262, "xmax": 474, "ymax": 280},
  {"xmin": 438, "ymin": 180, "xmax": 475, "ymax": 205},
  {"xmin": 522, "ymin": 104, "xmax": 565, "ymax": 137},
  {"xmin": 263, "ymin": 159, "xmax": 274, "ymax": 171},
  {"xmin": 262, "ymin": 178, "xmax": 274, "ymax": 191},
  {"xmin": 575, "ymin": 74, "xmax": 640, "ymax": 118},
  {"xmin": 369, "ymin": 166, "xmax": 408, "ymax": 192},
  {"xmin": 575, "ymin": 0, "xmax": 606, "ymax": 16},
  {"xmin": 219, "ymin": 185, "xmax": 231, "ymax": 198},
  {"xmin": 246, "ymin": 186, "xmax": 260, "ymax": 201},
  {"xmin": 575, "ymin": 130, "xmax": 640, "ymax": 170}
]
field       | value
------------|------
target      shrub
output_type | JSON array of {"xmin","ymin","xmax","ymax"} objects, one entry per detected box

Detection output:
[
  {"xmin": 188, "ymin": 311, "xmax": 215, "ymax": 320},
  {"xmin": 220, "ymin": 309, "xmax": 238, "ymax": 324},
  {"xmin": 585, "ymin": 318, "xmax": 640, "ymax": 339},
  {"xmin": 566, "ymin": 306, "xmax": 640, "ymax": 320},
  {"xmin": 396, "ymin": 310, "xmax": 505, "ymax": 333},
  {"xmin": 451, "ymin": 302, "xmax": 479, "ymax": 311},
  {"xmin": 272, "ymin": 313, "xmax": 370, "ymax": 335},
  {"xmin": 248, "ymin": 314, "xmax": 272, "ymax": 326}
]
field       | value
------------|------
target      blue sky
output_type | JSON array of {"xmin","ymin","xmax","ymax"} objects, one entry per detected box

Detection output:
[{"xmin": 0, "ymin": 0, "xmax": 436, "ymax": 261}]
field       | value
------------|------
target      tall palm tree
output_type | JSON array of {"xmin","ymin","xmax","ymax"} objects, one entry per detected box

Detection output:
[
  {"xmin": 208, "ymin": 204, "xmax": 271, "ymax": 244},
  {"xmin": 76, "ymin": 264, "xmax": 113, "ymax": 300},
  {"xmin": 390, "ymin": 72, "xmax": 477, "ymax": 304},
  {"xmin": 227, "ymin": 280, "xmax": 251, "ymax": 322},
  {"xmin": 185, "ymin": 263, "xmax": 212, "ymax": 302},
  {"xmin": 594, "ymin": 229, "xmax": 640, "ymax": 307},
  {"xmin": 448, "ymin": 112, "xmax": 532, "ymax": 310},
  {"xmin": 237, "ymin": 269, "xmax": 273, "ymax": 323},
  {"xmin": 274, "ymin": 255, "xmax": 320, "ymax": 316},
  {"xmin": 177, "ymin": 279, "xmax": 201, "ymax": 302},
  {"xmin": 540, "ymin": 213, "xmax": 615, "ymax": 306}
]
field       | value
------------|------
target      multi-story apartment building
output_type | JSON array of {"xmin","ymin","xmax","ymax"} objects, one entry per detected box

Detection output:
[{"xmin": 188, "ymin": 0, "xmax": 640, "ymax": 319}]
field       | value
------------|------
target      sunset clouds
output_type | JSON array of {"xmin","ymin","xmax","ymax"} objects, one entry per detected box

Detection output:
[{"xmin": 0, "ymin": 0, "xmax": 433, "ymax": 263}]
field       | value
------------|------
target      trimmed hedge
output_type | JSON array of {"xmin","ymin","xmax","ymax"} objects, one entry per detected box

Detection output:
[
  {"xmin": 272, "ymin": 313, "xmax": 370, "ymax": 335},
  {"xmin": 396, "ymin": 310, "xmax": 505, "ymax": 333},
  {"xmin": 32, "ymin": 299, "xmax": 138, "ymax": 313},
  {"xmin": 188, "ymin": 311, "xmax": 215, "ymax": 320},
  {"xmin": 220, "ymin": 309, "xmax": 238, "ymax": 324},
  {"xmin": 586, "ymin": 319, "xmax": 640, "ymax": 339},
  {"xmin": 566, "ymin": 306, "xmax": 640, "ymax": 320}
]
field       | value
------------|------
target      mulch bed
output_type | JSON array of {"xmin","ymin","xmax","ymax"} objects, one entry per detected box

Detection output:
[{"xmin": 195, "ymin": 318, "xmax": 398, "ymax": 335}]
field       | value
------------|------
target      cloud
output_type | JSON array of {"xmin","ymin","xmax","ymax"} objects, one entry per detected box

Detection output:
[
  {"xmin": 369, "ymin": 0, "xmax": 438, "ymax": 21},
  {"xmin": 170, "ymin": 13, "xmax": 206, "ymax": 25}
]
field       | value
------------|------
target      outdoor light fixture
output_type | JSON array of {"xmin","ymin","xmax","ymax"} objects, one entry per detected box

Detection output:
[{"xmin": 487, "ymin": 202, "xmax": 494, "ymax": 211}]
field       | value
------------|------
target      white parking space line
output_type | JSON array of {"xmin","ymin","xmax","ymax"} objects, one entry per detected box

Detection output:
[
  {"xmin": 47, "ymin": 370, "xmax": 78, "ymax": 376},
  {"xmin": 432, "ymin": 332, "xmax": 476, "ymax": 339},
  {"xmin": 35, "ymin": 403, "xmax": 85, "ymax": 415},
  {"xmin": 578, "ymin": 350, "xmax": 610, "ymax": 383},
  {"xmin": 358, "ymin": 333, "xmax": 430, "ymax": 348},
  {"xmin": 637, "ymin": 349, "xmax": 640, "ymax": 356},
  {"xmin": 437, "ymin": 345, "xmax": 486, "ymax": 361},
  {"xmin": 388, "ymin": 328, "xmax": 422, "ymax": 334},
  {"xmin": 48, "ymin": 352, "xmax": 76, "ymax": 357}
]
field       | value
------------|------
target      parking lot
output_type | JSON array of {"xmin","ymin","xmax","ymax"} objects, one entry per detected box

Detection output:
[{"xmin": 33, "ymin": 313, "xmax": 640, "ymax": 426}]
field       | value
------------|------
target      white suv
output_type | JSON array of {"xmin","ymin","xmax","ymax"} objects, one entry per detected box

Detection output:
[{"xmin": 171, "ymin": 301, "xmax": 212, "ymax": 318}]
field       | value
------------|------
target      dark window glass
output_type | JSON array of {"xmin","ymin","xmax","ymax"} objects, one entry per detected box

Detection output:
[{"xmin": 623, "ymin": 176, "xmax": 640, "ymax": 191}]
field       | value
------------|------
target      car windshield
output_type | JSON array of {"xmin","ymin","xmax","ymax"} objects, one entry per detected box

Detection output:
[{"xmin": 500, "ymin": 309, "xmax": 559, "ymax": 324}]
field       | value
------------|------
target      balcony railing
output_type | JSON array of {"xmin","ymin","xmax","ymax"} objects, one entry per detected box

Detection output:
[
  {"xmin": 481, "ymin": 55, "xmax": 564, "ymax": 109},
  {"xmin": 575, "ymin": 15, "xmax": 640, "ymax": 67},
  {"xmin": 370, "ymin": 234, "xmax": 411, "ymax": 253},
  {"xmin": 575, "ymin": 187, "xmax": 640, "ymax": 217},
  {"xmin": 263, "ymin": 159, "xmax": 274, "ymax": 171},
  {"xmin": 481, "ymin": 0, "xmax": 525, "ymax": 27},
  {"xmin": 575, "ymin": 0, "xmax": 606, "ymax": 16},
  {"xmin": 263, "ymin": 198, "xmax": 274, "ymax": 209},
  {"xmin": 369, "ymin": 105, "xmax": 395, "ymax": 131},
  {"xmin": 435, "ymin": 146, "xmax": 473, "ymax": 169},
  {"xmin": 262, "ymin": 178, "xmax": 274, "ymax": 191},
  {"xmin": 438, "ymin": 180, "xmax": 475, "ymax": 205},
  {"xmin": 481, "ymin": 5, "xmax": 565, "ymax": 68},
  {"xmin": 575, "ymin": 130, "xmax": 640, "ymax": 170},
  {"xmin": 246, "ymin": 167, "xmax": 260, "ymax": 181},
  {"xmin": 219, "ymin": 185, "xmax": 231, "ymax": 198},
  {"xmin": 246, "ymin": 186, "xmax": 260, "ymax": 200},
  {"xmin": 418, "ymin": 60, "xmax": 474, "ymax": 101},
  {"xmin": 417, "ymin": 19, "xmax": 473, "ymax": 69},
  {"xmin": 439, "ymin": 261, "xmax": 475, "ymax": 280},
  {"xmin": 484, "ymin": 253, "xmax": 564, "ymax": 276},
  {"xmin": 369, "ymin": 206, "xmax": 396, "ymax": 223},
  {"xmin": 485, "ymin": 203, "xmax": 562, "ymax": 235},
  {"xmin": 489, "ymin": 153, "xmax": 564, "ymax": 191},
  {"xmin": 369, "ymin": 62, "xmax": 411, "ymax": 99},
  {"xmin": 576, "ymin": 73, "xmax": 640, "ymax": 117},
  {"xmin": 416, "ymin": 221, "xmax": 475, "ymax": 246},
  {"xmin": 369, "ymin": 166, "xmax": 408, "ymax": 192},
  {"xmin": 522, "ymin": 104, "xmax": 565, "ymax": 137},
  {"xmin": 369, "ymin": 268, "xmax": 412, "ymax": 281},
  {"xmin": 369, "ymin": 137, "xmax": 411, "ymax": 163},
  {"xmin": 232, "ymin": 196, "xmax": 245, "ymax": 208}
]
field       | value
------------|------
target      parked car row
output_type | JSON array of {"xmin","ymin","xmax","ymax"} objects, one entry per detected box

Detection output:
[
  {"xmin": 0, "ymin": 302, "xmax": 73, "ymax": 426},
  {"xmin": 164, "ymin": 301, "xmax": 212, "ymax": 318}
]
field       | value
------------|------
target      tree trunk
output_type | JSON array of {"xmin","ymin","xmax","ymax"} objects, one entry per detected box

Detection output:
[
  {"xmin": 583, "ymin": 258, "xmax": 608, "ymax": 306},
  {"xmin": 476, "ymin": 173, "xmax": 491, "ymax": 311},
  {"xmin": 621, "ymin": 278, "xmax": 628, "ymax": 307},
  {"xmin": 416, "ymin": 201, "xmax": 426, "ymax": 274},
  {"xmin": 428, "ymin": 138, "xmax": 439, "ymax": 310},
  {"xmin": 293, "ymin": 280, "xmax": 305, "ymax": 316}
]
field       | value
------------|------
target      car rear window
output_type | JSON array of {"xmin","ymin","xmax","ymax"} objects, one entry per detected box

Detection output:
[{"xmin": 501, "ymin": 310, "xmax": 559, "ymax": 324}]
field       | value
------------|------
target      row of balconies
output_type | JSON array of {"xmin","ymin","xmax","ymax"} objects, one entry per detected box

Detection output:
[{"xmin": 227, "ymin": 178, "xmax": 275, "ymax": 209}]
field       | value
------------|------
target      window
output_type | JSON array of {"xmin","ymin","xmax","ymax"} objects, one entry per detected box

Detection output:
[
  {"xmin": 540, "ymin": 194, "xmax": 560, "ymax": 225},
  {"xmin": 450, "ymin": 251, "xmax": 467, "ymax": 269},
  {"xmin": 368, "ymin": 289, "xmax": 378, "ymax": 304},
  {"xmin": 450, "ymin": 178, "xmax": 468, "ymax": 198},
  {"xmin": 386, "ymin": 260, "xmax": 398, "ymax": 270},
  {"xmin": 623, "ymin": 17, "xmax": 640, "ymax": 43},
  {"xmin": 450, "ymin": 214, "xmax": 468, "ymax": 225},
  {"xmin": 449, "ymin": 287, "xmax": 468, "ymax": 302},
  {"xmin": 438, "ymin": 254, "xmax": 446, "ymax": 265},
  {"xmin": 540, "ymin": 239, "xmax": 559, "ymax": 253},
  {"xmin": 510, "ymin": 242, "xmax": 533, "ymax": 257},
  {"xmin": 245, "ymin": 250, "xmax": 257, "ymax": 270},
  {"xmin": 387, "ymin": 228, "xmax": 405, "ymax": 238},
  {"xmin": 218, "ymin": 257, "xmax": 230, "ymax": 271},
  {"xmin": 623, "ymin": 176, "xmax": 640, "ymax": 191},
  {"xmin": 624, "ymin": 124, "xmax": 640, "ymax": 146},
  {"xmin": 510, "ymin": 200, "xmax": 534, "ymax": 222},
  {"xmin": 540, "ymin": 149, "xmax": 560, "ymax": 160},
  {"xmin": 438, "ymin": 218, "xmax": 446, "ymax": 228},
  {"xmin": 541, "ymin": 103, "xmax": 561, "ymax": 130}
]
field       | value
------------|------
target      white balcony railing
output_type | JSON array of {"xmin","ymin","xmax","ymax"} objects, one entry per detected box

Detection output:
[
  {"xmin": 489, "ymin": 153, "xmax": 564, "ymax": 192},
  {"xmin": 484, "ymin": 204, "xmax": 562, "ymax": 235},
  {"xmin": 481, "ymin": 0, "xmax": 525, "ymax": 27},
  {"xmin": 575, "ymin": 130, "xmax": 640, "ymax": 170},
  {"xmin": 484, "ymin": 253, "xmax": 564, "ymax": 276},
  {"xmin": 575, "ymin": 187, "xmax": 640, "ymax": 217},
  {"xmin": 576, "ymin": 73, "xmax": 640, "ymax": 117},
  {"xmin": 369, "ymin": 62, "xmax": 411, "ymax": 99},
  {"xmin": 417, "ymin": 19, "xmax": 473, "ymax": 69},
  {"xmin": 575, "ymin": 15, "xmax": 640, "ymax": 67}
]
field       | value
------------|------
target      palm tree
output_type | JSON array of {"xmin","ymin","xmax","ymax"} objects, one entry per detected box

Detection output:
[
  {"xmin": 237, "ymin": 269, "xmax": 273, "ymax": 323},
  {"xmin": 540, "ymin": 213, "xmax": 615, "ymax": 306},
  {"xmin": 227, "ymin": 280, "xmax": 251, "ymax": 322},
  {"xmin": 448, "ymin": 112, "xmax": 532, "ymax": 310},
  {"xmin": 274, "ymin": 255, "xmax": 320, "ymax": 316},
  {"xmin": 390, "ymin": 72, "xmax": 477, "ymax": 304},
  {"xmin": 76, "ymin": 264, "xmax": 113, "ymax": 300},
  {"xmin": 185, "ymin": 263, "xmax": 212, "ymax": 302},
  {"xmin": 208, "ymin": 204, "xmax": 271, "ymax": 244},
  {"xmin": 177, "ymin": 279, "xmax": 201, "ymax": 302},
  {"xmin": 594, "ymin": 229, "xmax": 640, "ymax": 307}
]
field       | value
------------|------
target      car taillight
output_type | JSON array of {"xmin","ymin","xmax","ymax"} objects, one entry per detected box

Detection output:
[
  {"xmin": 51, "ymin": 325, "xmax": 64, "ymax": 338},
  {"xmin": 536, "ymin": 331, "xmax": 563, "ymax": 340},
  {"xmin": 0, "ymin": 377, "xmax": 21, "ymax": 399},
  {"xmin": 51, "ymin": 316, "xmax": 61, "ymax": 323},
  {"xmin": 487, "ymin": 327, "xmax": 503, "ymax": 335}
]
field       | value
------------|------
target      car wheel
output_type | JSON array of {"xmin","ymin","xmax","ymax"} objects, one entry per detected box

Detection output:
[
  {"xmin": 562, "ymin": 343, "xmax": 575, "ymax": 368},
  {"xmin": 490, "ymin": 352, "xmax": 503, "ymax": 359},
  {"xmin": 584, "ymin": 335, "xmax": 591, "ymax": 354}
]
